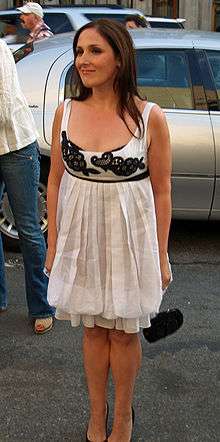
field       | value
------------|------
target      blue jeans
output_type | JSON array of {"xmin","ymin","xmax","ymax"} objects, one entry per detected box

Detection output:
[{"xmin": 0, "ymin": 141, "xmax": 54, "ymax": 318}]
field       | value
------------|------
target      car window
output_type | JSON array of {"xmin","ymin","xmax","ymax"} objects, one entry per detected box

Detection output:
[
  {"xmin": 44, "ymin": 13, "xmax": 73, "ymax": 34},
  {"xmin": 84, "ymin": 13, "xmax": 131, "ymax": 22},
  {"xmin": 0, "ymin": 14, "xmax": 28, "ymax": 44},
  {"xmin": 206, "ymin": 51, "xmax": 220, "ymax": 102},
  {"xmin": 148, "ymin": 21, "xmax": 183, "ymax": 29},
  {"xmin": 136, "ymin": 49, "xmax": 194, "ymax": 109}
]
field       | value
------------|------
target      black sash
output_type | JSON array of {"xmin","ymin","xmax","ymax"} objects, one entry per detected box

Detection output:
[{"xmin": 64, "ymin": 168, "xmax": 149, "ymax": 183}]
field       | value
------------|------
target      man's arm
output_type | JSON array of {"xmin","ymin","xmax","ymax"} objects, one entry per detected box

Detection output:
[{"xmin": 0, "ymin": 40, "xmax": 18, "ymax": 126}]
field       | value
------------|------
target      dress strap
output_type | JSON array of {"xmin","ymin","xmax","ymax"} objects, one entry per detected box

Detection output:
[
  {"xmin": 60, "ymin": 98, "xmax": 72, "ymax": 137},
  {"xmin": 142, "ymin": 102, "xmax": 157, "ymax": 149}
]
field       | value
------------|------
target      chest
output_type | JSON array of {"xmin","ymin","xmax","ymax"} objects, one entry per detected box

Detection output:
[{"xmin": 67, "ymin": 106, "xmax": 137, "ymax": 152}]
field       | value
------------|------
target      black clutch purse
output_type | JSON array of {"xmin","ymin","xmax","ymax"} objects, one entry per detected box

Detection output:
[{"xmin": 142, "ymin": 309, "xmax": 183, "ymax": 343}]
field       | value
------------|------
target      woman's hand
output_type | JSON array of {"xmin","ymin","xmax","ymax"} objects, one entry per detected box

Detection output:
[
  {"xmin": 160, "ymin": 253, "xmax": 172, "ymax": 291},
  {"xmin": 45, "ymin": 246, "xmax": 56, "ymax": 274}
]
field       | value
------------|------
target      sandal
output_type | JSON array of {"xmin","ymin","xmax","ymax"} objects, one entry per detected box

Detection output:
[
  {"xmin": 130, "ymin": 406, "xmax": 135, "ymax": 442},
  {"xmin": 34, "ymin": 317, "xmax": 54, "ymax": 334}
]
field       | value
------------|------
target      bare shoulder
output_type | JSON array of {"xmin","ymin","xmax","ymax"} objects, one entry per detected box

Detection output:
[
  {"xmin": 148, "ymin": 104, "xmax": 170, "ymax": 150},
  {"xmin": 134, "ymin": 98, "xmax": 166, "ymax": 126},
  {"xmin": 149, "ymin": 104, "xmax": 166, "ymax": 127},
  {"xmin": 52, "ymin": 102, "xmax": 65, "ymax": 132},
  {"xmin": 54, "ymin": 102, "xmax": 64, "ymax": 120},
  {"xmin": 134, "ymin": 97, "xmax": 147, "ymax": 113}
]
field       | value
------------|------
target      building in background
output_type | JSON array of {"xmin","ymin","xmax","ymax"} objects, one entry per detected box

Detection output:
[
  {"xmin": 214, "ymin": 0, "xmax": 220, "ymax": 30},
  {"xmin": 1, "ymin": 0, "xmax": 220, "ymax": 31}
]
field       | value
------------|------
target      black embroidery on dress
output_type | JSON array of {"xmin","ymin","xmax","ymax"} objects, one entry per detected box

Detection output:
[
  {"xmin": 62, "ymin": 131, "xmax": 146, "ymax": 178},
  {"xmin": 61, "ymin": 131, "xmax": 100, "ymax": 176},
  {"xmin": 91, "ymin": 152, "xmax": 145, "ymax": 177}
]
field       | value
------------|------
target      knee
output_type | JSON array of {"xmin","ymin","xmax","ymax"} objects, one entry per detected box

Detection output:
[
  {"xmin": 109, "ymin": 329, "xmax": 137, "ymax": 347},
  {"xmin": 17, "ymin": 223, "xmax": 44, "ymax": 245},
  {"xmin": 84, "ymin": 325, "xmax": 109, "ymax": 342}
]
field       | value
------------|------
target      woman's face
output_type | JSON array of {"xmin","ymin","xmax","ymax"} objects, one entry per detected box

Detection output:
[{"xmin": 75, "ymin": 28, "xmax": 120, "ymax": 89}]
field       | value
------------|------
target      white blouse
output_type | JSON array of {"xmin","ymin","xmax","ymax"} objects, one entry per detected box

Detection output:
[{"xmin": 0, "ymin": 39, "xmax": 37, "ymax": 155}]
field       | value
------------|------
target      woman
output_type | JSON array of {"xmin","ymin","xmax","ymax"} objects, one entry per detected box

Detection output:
[{"xmin": 46, "ymin": 19, "xmax": 172, "ymax": 442}]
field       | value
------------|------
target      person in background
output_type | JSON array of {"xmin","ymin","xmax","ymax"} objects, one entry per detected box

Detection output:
[
  {"xmin": 17, "ymin": 2, "xmax": 53, "ymax": 43},
  {"xmin": 46, "ymin": 19, "xmax": 171, "ymax": 441},
  {"xmin": 0, "ymin": 39, "xmax": 54, "ymax": 334},
  {"xmin": 125, "ymin": 14, "xmax": 148, "ymax": 29}
]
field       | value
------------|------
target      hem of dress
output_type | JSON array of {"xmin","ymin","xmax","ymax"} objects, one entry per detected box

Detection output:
[{"xmin": 54, "ymin": 309, "xmax": 157, "ymax": 334}]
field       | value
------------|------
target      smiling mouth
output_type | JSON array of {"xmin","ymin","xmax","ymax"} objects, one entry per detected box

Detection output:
[{"xmin": 81, "ymin": 70, "xmax": 95, "ymax": 74}]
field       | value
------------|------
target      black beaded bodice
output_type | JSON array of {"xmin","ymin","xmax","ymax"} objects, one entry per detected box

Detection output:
[{"xmin": 61, "ymin": 131, "xmax": 149, "ymax": 183}]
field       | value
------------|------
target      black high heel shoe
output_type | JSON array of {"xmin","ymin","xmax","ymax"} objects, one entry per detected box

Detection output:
[
  {"xmin": 130, "ymin": 406, "xmax": 135, "ymax": 442},
  {"xmin": 86, "ymin": 402, "xmax": 109, "ymax": 442}
]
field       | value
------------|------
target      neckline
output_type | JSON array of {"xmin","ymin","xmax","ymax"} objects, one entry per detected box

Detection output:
[
  {"xmin": 65, "ymin": 100, "xmax": 149, "ymax": 155},
  {"xmin": 64, "ymin": 134, "xmax": 126, "ymax": 154}
]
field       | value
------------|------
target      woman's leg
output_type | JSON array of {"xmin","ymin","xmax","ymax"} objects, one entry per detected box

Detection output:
[
  {"xmin": 83, "ymin": 325, "xmax": 110, "ymax": 441},
  {"xmin": 108, "ymin": 330, "xmax": 142, "ymax": 442}
]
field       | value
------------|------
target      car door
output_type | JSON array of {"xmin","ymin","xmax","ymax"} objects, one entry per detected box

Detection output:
[
  {"xmin": 135, "ymin": 47, "xmax": 215, "ymax": 219},
  {"xmin": 202, "ymin": 49, "xmax": 220, "ymax": 220}
]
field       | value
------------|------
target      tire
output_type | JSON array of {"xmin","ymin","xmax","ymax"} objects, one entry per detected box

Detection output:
[{"xmin": 0, "ymin": 158, "xmax": 49, "ymax": 251}]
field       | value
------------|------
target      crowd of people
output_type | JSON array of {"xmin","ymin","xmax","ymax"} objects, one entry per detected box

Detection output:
[{"xmin": 0, "ymin": 3, "xmax": 173, "ymax": 441}]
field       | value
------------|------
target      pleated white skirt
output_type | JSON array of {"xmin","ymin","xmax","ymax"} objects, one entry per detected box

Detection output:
[{"xmin": 47, "ymin": 171, "xmax": 163, "ymax": 333}]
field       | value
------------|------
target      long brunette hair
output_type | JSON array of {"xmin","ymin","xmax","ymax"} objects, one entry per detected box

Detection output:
[{"xmin": 71, "ymin": 19, "xmax": 145, "ymax": 138}]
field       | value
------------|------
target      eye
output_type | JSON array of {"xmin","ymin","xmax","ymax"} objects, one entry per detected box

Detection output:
[
  {"xmin": 91, "ymin": 47, "xmax": 102, "ymax": 54},
  {"xmin": 76, "ymin": 48, "xmax": 83, "ymax": 57}
]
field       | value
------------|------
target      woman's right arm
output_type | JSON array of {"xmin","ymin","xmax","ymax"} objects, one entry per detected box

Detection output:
[{"xmin": 45, "ymin": 103, "xmax": 65, "ymax": 272}]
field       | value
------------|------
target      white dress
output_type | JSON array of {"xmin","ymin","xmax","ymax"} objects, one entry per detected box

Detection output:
[{"xmin": 47, "ymin": 99, "xmax": 165, "ymax": 333}]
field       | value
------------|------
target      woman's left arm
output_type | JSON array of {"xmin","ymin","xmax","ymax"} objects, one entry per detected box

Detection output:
[{"xmin": 148, "ymin": 105, "xmax": 172, "ymax": 290}]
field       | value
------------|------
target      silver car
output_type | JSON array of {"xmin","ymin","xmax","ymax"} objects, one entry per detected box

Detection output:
[{"xmin": 1, "ymin": 29, "xmax": 220, "ymax": 244}]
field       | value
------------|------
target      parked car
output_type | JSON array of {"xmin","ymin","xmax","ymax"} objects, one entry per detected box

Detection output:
[
  {"xmin": 1, "ymin": 28, "xmax": 220, "ymax": 245},
  {"xmin": 0, "ymin": 5, "xmax": 145, "ymax": 51}
]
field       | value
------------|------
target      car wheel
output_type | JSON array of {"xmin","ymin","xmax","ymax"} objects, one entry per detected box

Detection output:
[{"xmin": 0, "ymin": 180, "xmax": 48, "ymax": 251}]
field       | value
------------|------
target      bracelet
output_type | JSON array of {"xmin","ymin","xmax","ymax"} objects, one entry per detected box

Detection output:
[{"xmin": 43, "ymin": 267, "xmax": 50, "ymax": 278}]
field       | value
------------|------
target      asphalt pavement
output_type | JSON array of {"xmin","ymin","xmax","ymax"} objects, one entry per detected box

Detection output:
[{"xmin": 0, "ymin": 220, "xmax": 220, "ymax": 442}]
